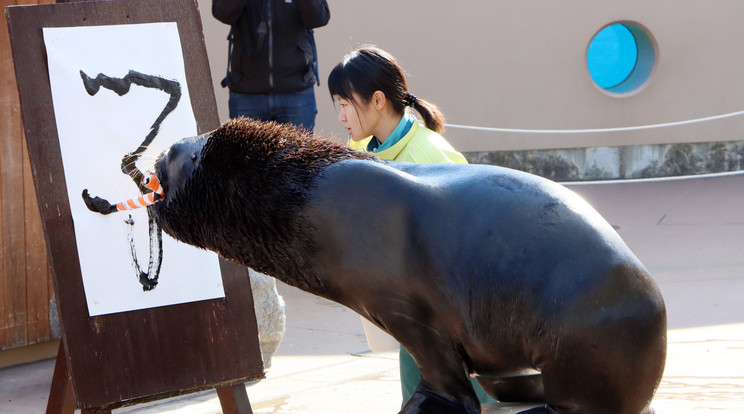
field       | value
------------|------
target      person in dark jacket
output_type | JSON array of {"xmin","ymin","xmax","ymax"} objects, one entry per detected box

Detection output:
[{"xmin": 213, "ymin": 0, "xmax": 330, "ymax": 131}]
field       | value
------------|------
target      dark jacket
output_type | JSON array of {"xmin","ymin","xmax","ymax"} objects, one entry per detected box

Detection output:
[{"xmin": 213, "ymin": 0, "xmax": 330, "ymax": 94}]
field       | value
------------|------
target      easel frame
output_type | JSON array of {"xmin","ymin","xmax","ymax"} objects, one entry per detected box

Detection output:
[{"xmin": 6, "ymin": 0, "xmax": 264, "ymax": 412}]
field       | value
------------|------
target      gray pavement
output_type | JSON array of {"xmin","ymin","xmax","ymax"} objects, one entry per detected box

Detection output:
[{"xmin": 1, "ymin": 171, "xmax": 743, "ymax": 413}]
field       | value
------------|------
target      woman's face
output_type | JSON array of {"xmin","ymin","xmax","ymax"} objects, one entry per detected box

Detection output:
[{"xmin": 334, "ymin": 93, "xmax": 378, "ymax": 141}]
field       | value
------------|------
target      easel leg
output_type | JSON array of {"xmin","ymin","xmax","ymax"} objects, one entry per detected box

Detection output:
[
  {"xmin": 217, "ymin": 384, "xmax": 254, "ymax": 414},
  {"xmin": 46, "ymin": 341, "xmax": 76, "ymax": 414}
]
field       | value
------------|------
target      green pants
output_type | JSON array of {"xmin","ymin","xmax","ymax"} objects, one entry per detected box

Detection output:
[{"xmin": 399, "ymin": 346, "xmax": 497, "ymax": 407}]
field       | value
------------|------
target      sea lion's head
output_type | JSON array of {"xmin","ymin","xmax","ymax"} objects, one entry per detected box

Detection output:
[
  {"xmin": 151, "ymin": 117, "xmax": 371, "ymax": 266},
  {"xmin": 155, "ymin": 133, "xmax": 207, "ymax": 198},
  {"xmin": 151, "ymin": 130, "xmax": 214, "ymax": 250}
]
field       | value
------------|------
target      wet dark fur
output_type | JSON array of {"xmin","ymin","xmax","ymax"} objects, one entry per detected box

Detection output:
[
  {"xmin": 152, "ymin": 118, "xmax": 667, "ymax": 414},
  {"xmin": 153, "ymin": 118, "xmax": 375, "ymax": 294}
]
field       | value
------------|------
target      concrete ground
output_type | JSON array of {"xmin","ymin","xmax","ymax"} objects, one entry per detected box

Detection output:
[{"xmin": 1, "ymin": 172, "xmax": 743, "ymax": 413}]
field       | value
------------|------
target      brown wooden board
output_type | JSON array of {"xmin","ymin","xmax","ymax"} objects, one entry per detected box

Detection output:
[
  {"xmin": 6, "ymin": 0, "xmax": 264, "ymax": 409},
  {"xmin": 1, "ymin": 0, "xmax": 55, "ymax": 353},
  {"xmin": 0, "ymin": 0, "xmax": 25, "ymax": 350}
]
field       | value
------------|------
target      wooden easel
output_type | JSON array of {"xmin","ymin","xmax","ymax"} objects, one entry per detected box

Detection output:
[
  {"xmin": 44, "ymin": 291, "xmax": 257, "ymax": 414},
  {"xmin": 6, "ymin": 1, "xmax": 264, "ymax": 412}
]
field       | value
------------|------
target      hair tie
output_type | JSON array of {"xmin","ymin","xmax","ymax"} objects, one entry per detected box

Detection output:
[{"xmin": 403, "ymin": 93, "xmax": 418, "ymax": 107}]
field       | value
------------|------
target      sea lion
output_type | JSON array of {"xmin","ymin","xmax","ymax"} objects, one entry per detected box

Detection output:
[{"xmin": 151, "ymin": 117, "xmax": 667, "ymax": 414}]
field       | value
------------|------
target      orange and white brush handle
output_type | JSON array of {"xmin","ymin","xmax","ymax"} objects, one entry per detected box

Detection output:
[
  {"xmin": 82, "ymin": 174, "xmax": 164, "ymax": 215},
  {"xmin": 116, "ymin": 175, "xmax": 164, "ymax": 211}
]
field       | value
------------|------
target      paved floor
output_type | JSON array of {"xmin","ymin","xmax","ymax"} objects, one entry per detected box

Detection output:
[{"xmin": 1, "ymin": 172, "xmax": 743, "ymax": 413}]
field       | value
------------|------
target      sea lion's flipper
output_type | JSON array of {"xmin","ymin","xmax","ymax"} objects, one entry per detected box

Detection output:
[
  {"xmin": 476, "ymin": 373, "xmax": 545, "ymax": 403},
  {"xmin": 515, "ymin": 406, "xmax": 553, "ymax": 414},
  {"xmin": 400, "ymin": 382, "xmax": 479, "ymax": 414}
]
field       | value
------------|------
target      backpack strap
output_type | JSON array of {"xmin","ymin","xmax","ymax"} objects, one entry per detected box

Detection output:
[
  {"xmin": 220, "ymin": 27, "xmax": 233, "ymax": 88},
  {"xmin": 308, "ymin": 28, "xmax": 320, "ymax": 86}
]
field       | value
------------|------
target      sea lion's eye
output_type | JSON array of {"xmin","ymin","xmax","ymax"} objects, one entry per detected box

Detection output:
[{"xmin": 191, "ymin": 153, "xmax": 197, "ymax": 162}]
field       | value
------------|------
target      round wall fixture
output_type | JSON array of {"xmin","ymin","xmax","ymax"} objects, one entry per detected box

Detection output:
[{"xmin": 587, "ymin": 23, "xmax": 656, "ymax": 94}]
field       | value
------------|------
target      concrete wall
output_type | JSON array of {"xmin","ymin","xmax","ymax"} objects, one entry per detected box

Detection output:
[
  {"xmin": 466, "ymin": 141, "xmax": 744, "ymax": 181},
  {"xmin": 196, "ymin": 0, "xmax": 744, "ymax": 178}
]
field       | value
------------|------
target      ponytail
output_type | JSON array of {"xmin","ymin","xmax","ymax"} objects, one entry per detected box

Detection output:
[{"xmin": 404, "ymin": 93, "xmax": 445, "ymax": 134}]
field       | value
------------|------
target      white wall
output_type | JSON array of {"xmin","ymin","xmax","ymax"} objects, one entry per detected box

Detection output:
[{"xmin": 198, "ymin": 0, "xmax": 744, "ymax": 152}]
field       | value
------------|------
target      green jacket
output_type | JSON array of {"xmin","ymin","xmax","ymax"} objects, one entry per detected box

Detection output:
[{"xmin": 349, "ymin": 121, "xmax": 468, "ymax": 164}]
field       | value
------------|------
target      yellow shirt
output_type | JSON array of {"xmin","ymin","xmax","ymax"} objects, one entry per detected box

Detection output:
[{"xmin": 349, "ymin": 121, "xmax": 468, "ymax": 165}]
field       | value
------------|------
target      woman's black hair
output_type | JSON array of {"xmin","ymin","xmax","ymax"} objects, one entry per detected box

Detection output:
[{"xmin": 328, "ymin": 46, "xmax": 445, "ymax": 134}]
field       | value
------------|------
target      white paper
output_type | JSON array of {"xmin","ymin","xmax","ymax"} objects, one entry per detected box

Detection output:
[{"xmin": 43, "ymin": 22, "xmax": 225, "ymax": 316}]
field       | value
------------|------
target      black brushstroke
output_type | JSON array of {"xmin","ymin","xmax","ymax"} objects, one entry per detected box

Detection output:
[
  {"xmin": 124, "ymin": 215, "xmax": 163, "ymax": 291},
  {"xmin": 79, "ymin": 70, "xmax": 181, "ymax": 291},
  {"xmin": 82, "ymin": 189, "xmax": 117, "ymax": 214},
  {"xmin": 80, "ymin": 70, "xmax": 181, "ymax": 189}
]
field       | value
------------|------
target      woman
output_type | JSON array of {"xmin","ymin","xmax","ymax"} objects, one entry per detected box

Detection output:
[
  {"xmin": 328, "ymin": 46, "xmax": 464, "ymax": 163},
  {"xmin": 327, "ymin": 45, "xmax": 496, "ymax": 410}
]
